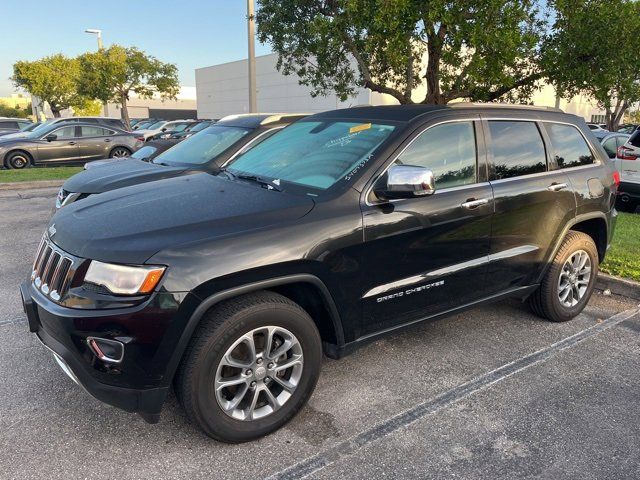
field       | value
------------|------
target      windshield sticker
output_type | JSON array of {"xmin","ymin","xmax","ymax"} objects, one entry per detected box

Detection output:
[
  {"xmin": 325, "ymin": 132, "xmax": 360, "ymax": 148},
  {"xmin": 349, "ymin": 123, "xmax": 372, "ymax": 134},
  {"xmin": 344, "ymin": 153, "xmax": 374, "ymax": 181}
]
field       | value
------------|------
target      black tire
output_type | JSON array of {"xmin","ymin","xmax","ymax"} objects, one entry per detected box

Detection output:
[
  {"xmin": 529, "ymin": 231, "xmax": 598, "ymax": 322},
  {"xmin": 109, "ymin": 147, "xmax": 131, "ymax": 158},
  {"xmin": 174, "ymin": 291, "xmax": 322, "ymax": 442},
  {"xmin": 5, "ymin": 150, "xmax": 31, "ymax": 169}
]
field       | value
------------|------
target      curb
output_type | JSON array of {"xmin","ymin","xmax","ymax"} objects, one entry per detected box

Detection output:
[
  {"xmin": 596, "ymin": 273, "xmax": 640, "ymax": 301},
  {"xmin": 0, "ymin": 180, "xmax": 64, "ymax": 191}
]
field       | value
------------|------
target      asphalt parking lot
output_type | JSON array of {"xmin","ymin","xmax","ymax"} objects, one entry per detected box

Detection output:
[{"xmin": 1, "ymin": 187, "xmax": 639, "ymax": 480}]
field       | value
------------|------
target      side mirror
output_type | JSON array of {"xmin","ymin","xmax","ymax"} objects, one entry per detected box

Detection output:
[
  {"xmin": 45, "ymin": 134, "xmax": 57, "ymax": 142},
  {"xmin": 161, "ymin": 127, "xmax": 167, "ymax": 132},
  {"xmin": 374, "ymin": 165, "xmax": 436, "ymax": 200}
]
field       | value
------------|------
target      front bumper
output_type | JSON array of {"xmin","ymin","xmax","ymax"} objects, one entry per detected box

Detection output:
[{"xmin": 20, "ymin": 281, "xmax": 195, "ymax": 421}]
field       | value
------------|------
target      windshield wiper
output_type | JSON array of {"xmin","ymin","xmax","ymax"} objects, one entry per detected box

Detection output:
[{"xmin": 220, "ymin": 169, "xmax": 282, "ymax": 191}]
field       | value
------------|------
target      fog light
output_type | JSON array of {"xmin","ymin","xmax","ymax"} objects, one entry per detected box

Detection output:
[{"xmin": 87, "ymin": 337, "xmax": 124, "ymax": 363}]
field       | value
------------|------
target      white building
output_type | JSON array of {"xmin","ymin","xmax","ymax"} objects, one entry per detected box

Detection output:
[{"xmin": 196, "ymin": 53, "xmax": 605, "ymax": 121}]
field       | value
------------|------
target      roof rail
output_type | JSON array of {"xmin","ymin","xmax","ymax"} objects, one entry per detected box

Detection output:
[{"xmin": 449, "ymin": 102, "xmax": 564, "ymax": 113}]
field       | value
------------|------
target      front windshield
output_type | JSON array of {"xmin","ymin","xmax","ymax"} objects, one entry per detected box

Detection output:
[
  {"xmin": 148, "ymin": 121, "xmax": 166, "ymax": 130},
  {"xmin": 152, "ymin": 125, "xmax": 250, "ymax": 166},
  {"xmin": 131, "ymin": 145, "xmax": 157, "ymax": 159},
  {"xmin": 19, "ymin": 122, "xmax": 34, "ymax": 131},
  {"xmin": 171, "ymin": 123, "xmax": 190, "ymax": 132},
  {"xmin": 25, "ymin": 120, "xmax": 56, "ymax": 138},
  {"xmin": 188, "ymin": 122, "xmax": 210, "ymax": 132},
  {"xmin": 227, "ymin": 120, "xmax": 396, "ymax": 190}
]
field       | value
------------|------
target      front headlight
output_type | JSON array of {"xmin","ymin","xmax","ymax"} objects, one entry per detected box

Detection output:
[{"xmin": 84, "ymin": 261, "xmax": 166, "ymax": 295}]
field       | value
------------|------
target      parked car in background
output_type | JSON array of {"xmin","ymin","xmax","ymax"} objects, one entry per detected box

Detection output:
[
  {"xmin": 24, "ymin": 104, "xmax": 618, "ymax": 441},
  {"xmin": 57, "ymin": 113, "xmax": 308, "ymax": 208},
  {"xmin": 0, "ymin": 117, "xmax": 127, "ymax": 142},
  {"xmin": 587, "ymin": 123, "xmax": 608, "ymax": 133},
  {"xmin": 0, "ymin": 118, "xmax": 32, "ymax": 136},
  {"xmin": 149, "ymin": 120, "xmax": 198, "ymax": 140},
  {"xmin": 84, "ymin": 140, "xmax": 177, "ymax": 170},
  {"xmin": 132, "ymin": 119, "xmax": 158, "ymax": 130},
  {"xmin": 168, "ymin": 120, "xmax": 214, "ymax": 140},
  {"xmin": 599, "ymin": 132, "xmax": 629, "ymax": 159},
  {"xmin": 0, "ymin": 122, "xmax": 143, "ymax": 169},
  {"xmin": 617, "ymin": 124, "xmax": 639, "ymax": 134},
  {"xmin": 615, "ymin": 130, "xmax": 640, "ymax": 212}
]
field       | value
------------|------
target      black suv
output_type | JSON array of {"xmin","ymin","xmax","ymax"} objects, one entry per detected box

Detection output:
[{"xmin": 21, "ymin": 104, "xmax": 618, "ymax": 442}]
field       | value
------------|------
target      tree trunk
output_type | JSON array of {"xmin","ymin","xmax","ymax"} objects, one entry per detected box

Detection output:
[
  {"xmin": 50, "ymin": 105, "xmax": 61, "ymax": 118},
  {"xmin": 120, "ymin": 93, "xmax": 131, "ymax": 130}
]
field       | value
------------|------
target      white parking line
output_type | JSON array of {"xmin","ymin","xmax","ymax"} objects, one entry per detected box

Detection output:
[{"xmin": 268, "ymin": 306, "xmax": 640, "ymax": 480}]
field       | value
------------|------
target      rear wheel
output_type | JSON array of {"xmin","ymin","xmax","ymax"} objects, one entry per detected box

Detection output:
[
  {"xmin": 175, "ymin": 291, "xmax": 322, "ymax": 442},
  {"xmin": 6, "ymin": 151, "xmax": 31, "ymax": 169},
  {"xmin": 109, "ymin": 147, "xmax": 131, "ymax": 158},
  {"xmin": 529, "ymin": 231, "xmax": 598, "ymax": 322}
]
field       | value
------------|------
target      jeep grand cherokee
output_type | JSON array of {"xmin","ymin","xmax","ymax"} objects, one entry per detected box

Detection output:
[{"xmin": 21, "ymin": 104, "xmax": 618, "ymax": 442}]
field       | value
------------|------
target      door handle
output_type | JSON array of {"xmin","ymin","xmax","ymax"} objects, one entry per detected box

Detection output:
[
  {"xmin": 68, "ymin": 141, "xmax": 76, "ymax": 145},
  {"xmin": 547, "ymin": 183, "xmax": 568, "ymax": 192},
  {"xmin": 461, "ymin": 198, "xmax": 490, "ymax": 209},
  {"xmin": 104, "ymin": 138, "xmax": 112, "ymax": 142}
]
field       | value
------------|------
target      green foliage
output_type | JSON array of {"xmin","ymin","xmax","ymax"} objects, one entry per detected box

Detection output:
[
  {"xmin": 256, "ymin": 0, "xmax": 547, "ymax": 104},
  {"xmin": 77, "ymin": 45, "xmax": 179, "ymax": 128},
  {"xmin": 0, "ymin": 101, "xmax": 30, "ymax": 118},
  {"xmin": 543, "ymin": 0, "xmax": 640, "ymax": 130},
  {"xmin": 601, "ymin": 212, "xmax": 640, "ymax": 282},
  {"xmin": 0, "ymin": 166, "xmax": 82, "ymax": 183},
  {"xmin": 12, "ymin": 54, "xmax": 82, "ymax": 117},
  {"xmin": 71, "ymin": 98, "xmax": 103, "ymax": 116}
]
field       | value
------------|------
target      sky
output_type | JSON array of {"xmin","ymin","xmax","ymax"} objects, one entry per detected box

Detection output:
[{"xmin": 0, "ymin": 0, "xmax": 272, "ymax": 97}]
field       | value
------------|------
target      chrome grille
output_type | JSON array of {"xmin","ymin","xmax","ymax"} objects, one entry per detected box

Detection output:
[{"xmin": 31, "ymin": 236, "xmax": 78, "ymax": 302}]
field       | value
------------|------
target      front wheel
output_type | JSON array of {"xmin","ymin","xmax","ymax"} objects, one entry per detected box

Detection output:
[
  {"xmin": 529, "ymin": 231, "xmax": 598, "ymax": 322},
  {"xmin": 175, "ymin": 291, "xmax": 322, "ymax": 442},
  {"xmin": 6, "ymin": 151, "xmax": 31, "ymax": 169}
]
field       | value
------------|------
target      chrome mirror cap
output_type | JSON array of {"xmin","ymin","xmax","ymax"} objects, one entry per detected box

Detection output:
[{"xmin": 374, "ymin": 165, "xmax": 436, "ymax": 199}]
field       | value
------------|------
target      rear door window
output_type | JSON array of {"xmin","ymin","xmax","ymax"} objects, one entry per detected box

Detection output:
[
  {"xmin": 543, "ymin": 123, "xmax": 594, "ymax": 168},
  {"xmin": 80, "ymin": 126, "xmax": 110, "ymax": 137},
  {"xmin": 488, "ymin": 121, "xmax": 547, "ymax": 179}
]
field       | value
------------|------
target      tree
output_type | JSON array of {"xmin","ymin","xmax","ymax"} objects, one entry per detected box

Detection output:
[
  {"xmin": 0, "ymin": 101, "xmax": 30, "ymax": 118},
  {"xmin": 543, "ymin": 0, "xmax": 640, "ymax": 131},
  {"xmin": 71, "ymin": 98, "xmax": 103, "ymax": 116},
  {"xmin": 256, "ymin": 0, "xmax": 546, "ymax": 105},
  {"xmin": 77, "ymin": 45, "xmax": 180, "ymax": 129},
  {"xmin": 12, "ymin": 54, "xmax": 82, "ymax": 117}
]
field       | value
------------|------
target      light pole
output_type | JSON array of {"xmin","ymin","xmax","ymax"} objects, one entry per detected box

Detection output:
[
  {"xmin": 247, "ymin": 0, "xmax": 257, "ymax": 113},
  {"xmin": 84, "ymin": 28, "xmax": 103, "ymax": 50},
  {"xmin": 84, "ymin": 29, "xmax": 107, "ymax": 116}
]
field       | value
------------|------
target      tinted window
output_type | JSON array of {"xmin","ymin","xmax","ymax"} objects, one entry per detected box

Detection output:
[
  {"xmin": 228, "ymin": 121, "xmax": 396, "ymax": 190},
  {"xmin": 629, "ymin": 130, "xmax": 640, "ymax": 148},
  {"xmin": 544, "ymin": 123, "xmax": 594, "ymax": 168},
  {"xmin": 489, "ymin": 121, "xmax": 546, "ymax": 179},
  {"xmin": 103, "ymin": 119, "xmax": 124, "ymax": 128},
  {"xmin": 50, "ymin": 126, "xmax": 76, "ymax": 140},
  {"xmin": 394, "ymin": 121, "xmax": 476, "ymax": 189},
  {"xmin": 0, "ymin": 121, "xmax": 19, "ymax": 129},
  {"xmin": 152, "ymin": 125, "xmax": 250, "ymax": 166},
  {"xmin": 602, "ymin": 137, "xmax": 617, "ymax": 158},
  {"xmin": 131, "ymin": 145, "xmax": 158, "ymax": 159},
  {"xmin": 80, "ymin": 126, "xmax": 109, "ymax": 137}
]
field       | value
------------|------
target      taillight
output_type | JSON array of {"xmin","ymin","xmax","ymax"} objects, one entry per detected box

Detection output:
[
  {"xmin": 613, "ymin": 171, "xmax": 620, "ymax": 188},
  {"xmin": 135, "ymin": 135, "xmax": 144, "ymax": 142},
  {"xmin": 617, "ymin": 145, "xmax": 637, "ymax": 160}
]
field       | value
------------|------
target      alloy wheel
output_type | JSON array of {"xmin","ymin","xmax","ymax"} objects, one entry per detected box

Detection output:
[
  {"xmin": 214, "ymin": 326, "xmax": 304, "ymax": 421},
  {"xmin": 10, "ymin": 154, "xmax": 28, "ymax": 168},
  {"xmin": 110, "ymin": 148, "xmax": 130, "ymax": 158},
  {"xmin": 557, "ymin": 249, "xmax": 591, "ymax": 307}
]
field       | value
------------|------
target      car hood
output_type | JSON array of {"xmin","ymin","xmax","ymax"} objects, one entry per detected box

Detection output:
[
  {"xmin": 63, "ymin": 158, "xmax": 189, "ymax": 194},
  {"xmin": 49, "ymin": 173, "xmax": 315, "ymax": 264}
]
